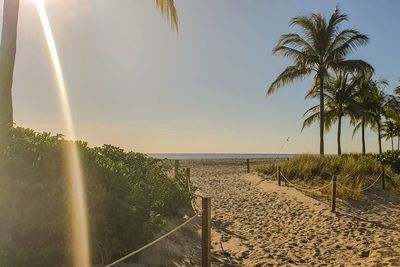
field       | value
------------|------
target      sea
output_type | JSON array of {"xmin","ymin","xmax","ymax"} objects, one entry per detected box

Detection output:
[{"xmin": 148, "ymin": 153, "xmax": 295, "ymax": 160}]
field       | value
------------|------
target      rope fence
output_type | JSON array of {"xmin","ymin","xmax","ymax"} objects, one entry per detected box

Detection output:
[
  {"xmin": 239, "ymin": 158, "xmax": 392, "ymax": 213},
  {"xmin": 173, "ymin": 162, "xmax": 202, "ymax": 215},
  {"xmin": 336, "ymin": 172, "xmax": 383, "ymax": 193},
  {"xmin": 261, "ymin": 170, "xmax": 278, "ymax": 180},
  {"xmin": 272, "ymin": 166, "xmax": 390, "ymax": 212},
  {"xmin": 104, "ymin": 212, "xmax": 202, "ymax": 267},
  {"xmin": 279, "ymin": 171, "xmax": 331, "ymax": 193},
  {"xmin": 173, "ymin": 162, "xmax": 212, "ymax": 267},
  {"xmin": 103, "ymin": 161, "xmax": 212, "ymax": 267},
  {"xmin": 191, "ymin": 192, "xmax": 205, "ymax": 215},
  {"xmin": 385, "ymin": 172, "xmax": 397, "ymax": 179}
]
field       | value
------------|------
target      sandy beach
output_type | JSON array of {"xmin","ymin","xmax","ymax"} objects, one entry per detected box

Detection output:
[{"xmin": 130, "ymin": 159, "xmax": 400, "ymax": 266}]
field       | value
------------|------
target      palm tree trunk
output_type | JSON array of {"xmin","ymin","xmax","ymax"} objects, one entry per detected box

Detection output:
[
  {"xmin": 361, "ymin": 117, "xmax": 366, "ymax": 154},
  {"xmin": 319, "ymin": 73, "xmax": 324, "ymax": 156},
  {"xmin": 0, "ymin": 0, "xmax": 19, "ymax": 129},
  {"xmin": 391, "ymin": 136, "xmax": 394, "ymax": 151},
  {"xmin": 337, "ymin": 115, "xmax": 342, "ymax": 155},
  {"xmin": 377, "ymin": 121, "xmax": 382, "ymax": 154}
]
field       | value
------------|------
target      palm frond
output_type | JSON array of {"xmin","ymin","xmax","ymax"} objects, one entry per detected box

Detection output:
[
  {"xmin": 395, "ymin": 86, "xmax": 400, "ymax": 96},
  {"xmin": 352, "ymin": 121, "xmax": 362, "ymax": 138},
  {"xmin": 305, "ymin": 82, "xmax": 320, "ymax": 99},
  {"xmin": 303, "ymin": 104, "xmax": 319, "ymax": 117},
  {"xmin": 273, "ymin": 46, "xmax": 304, "ymax": 60},
  {"xmin": 302, "ymin": 105, "xmax": 337, "ymax": 131},
  {"xmin": 326, "ymin": 5, "xmax": 348, "ymax": 37},
  {"xmin": 289, "ymin": 15, "xmax": 319, "ymax": 47},
  {"xmin": 386, "ymin": 108, "xmax": 400, "ymax": 123},
  {"xmin": 302, "ymin": 110, "xmax": 320, "ymax": 131},
  {"xmin": 332, "ymin": 59, "xmax": 373, "ymax": 73},
  {"xmin": 324, "ymin": 110, "xmax": 338, "ymax": 131},
  {"xmin": 276, "ymin": 33, "xmax": 313, "ymax": 50},
  {"xmin": 328, "ymin": 30, "xmax": 369, "ymax": 60},
  {"xmin": 267, "ymin": 64, "xmax": 312, "ymax": 95},
  {"xmin": 155, "ymin": 0, "xmax": 179, "ymax": 32},
  {"xmin": 273, "ymin": 46, "xmax": 318, "ymax": 65}
]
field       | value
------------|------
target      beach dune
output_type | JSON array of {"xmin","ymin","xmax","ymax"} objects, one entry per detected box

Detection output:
[{"xmin": 186, "ymin": 159, "xmax": 400, "ymax": 266}]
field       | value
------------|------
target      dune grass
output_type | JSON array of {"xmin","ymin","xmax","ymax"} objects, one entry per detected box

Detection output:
[{"xmin": 256, "ymin": 154, "xmax": 400, "ymax": 199}]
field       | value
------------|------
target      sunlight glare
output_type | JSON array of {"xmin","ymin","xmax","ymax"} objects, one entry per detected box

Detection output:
[{"xmin": 34, "ymin": 0, "xmax": 91, "ymax": 266}]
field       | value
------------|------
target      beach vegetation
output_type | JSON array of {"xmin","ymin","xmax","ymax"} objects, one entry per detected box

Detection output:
[
  {"xmin": 376, "ymin": 150, "xmax": 400, "ymax": 174},
  {"xmin": 0, "ymin": 126, "xmax": 191, "ymax": 266},
  {"xmin": 256, "ymin": 154, "xmax": 400, "ymax": 199}
]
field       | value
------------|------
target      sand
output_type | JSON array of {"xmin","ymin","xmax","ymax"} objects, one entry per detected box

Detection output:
[{"xmin": 127, "ymin": 159, "xmax": 400, "ymax": 266}]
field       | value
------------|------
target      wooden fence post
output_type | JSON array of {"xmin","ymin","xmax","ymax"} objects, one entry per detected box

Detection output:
[
  {"xmin": 277, "ymin": 166, "xmax": 281, "ymax": 186},
  {"xmin": 202, "ymin": 197, "xmax": 211, "ymax": 267},
  {"xmin": 382, "ymin": 165, "xmax": 386, "ymax": 190},
  {"xmin": 174, "ymin": 160, "xmax": 179, "ymax": 179},
  {"xmin": 331, "ymin": 176, "xmax": 337, "ymax": 212},
  {"xmin": 246, "ymin": 159, "xmax": 250, "ymax": 173},
  {"xmin": 186, "ymin": 167, "xmax": 191, "ymax": 191}
]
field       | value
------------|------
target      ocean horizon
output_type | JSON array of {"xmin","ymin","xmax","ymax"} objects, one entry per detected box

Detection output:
[{"xmin": 148, "ymin": 153, "xmax": 296, "ymax": 160}]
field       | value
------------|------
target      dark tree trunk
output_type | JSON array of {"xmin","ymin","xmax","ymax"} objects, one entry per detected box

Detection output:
[
  {"xmin": 0, "ymin": 0, "xmax": 19, "ymax": 129},
  {"xmin": 319, "ymin": 73, "xmax": 324, "ymax": 156},
  {"xmin": 361, "ymin": 117, "xmax": 366, "ymax": 154},
  {"xmin": 337, "ymin": 115, "xmax": 342, "ymax": 155},
  {"xmin": 377, "ymin": 121, "xmax": 382, "ymax": 154},
  {"xmin": 391, "ymin": 136, "xmax": 394, "ymax": 151},
  {"xmin": 398, "ymin": 136, "xmax": 399, "ymax": 151}
]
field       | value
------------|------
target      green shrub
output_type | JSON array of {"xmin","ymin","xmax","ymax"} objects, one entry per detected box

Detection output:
[
  {"xmin": 0, "ymin": 127, "xmax": 191, "ymax": 266},
  {"xmin": 376, "ymin": 150, "xmax": 400, "ymax": 173}
]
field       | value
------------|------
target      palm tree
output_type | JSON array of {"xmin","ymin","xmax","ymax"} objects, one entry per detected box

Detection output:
[
  {"xmin": 0, "ymin": 0, "xmax": 179, "ymax": 129},
  {"xmin": 382, "ymin": 120, "xmax": 397, "ymax": 151},
  {"xmin": 391, "ymin": 121, "xmax": 400, "ymax": 151},
  {"xmin": 303, "ymin": 71, "xmax": 360, "ymax": 155},
  {"xmin": 267, "ymin": 6, "xmax": 371, "ymax": 155},
  {"xmin": 395, "ymin": 79, "xmax": 400, "ymax": 96},
  {"xmin": 387, "ymin": 83, "xmax": 400, "ymax": 116},
  {"xmin": 0, "ymin": 0, "xmax": 19, "ymax": 129},
  {"xmin": 396, "ymin": 123, "xmax": 400, "ymax": 150},
  {"xmin": 387, "ymin": 82, "xmax": 400, "ymax": 130},
  {"xmin": 357, "ymin": 76, "xmax": 390, "ymax": 154},
  {"xmin": 371, "ymin": 89, "xmax": 388, "ymax": 154},
  {"xmin": 351, "ymin": 74, "xmax": 388, "ymax": 154}
]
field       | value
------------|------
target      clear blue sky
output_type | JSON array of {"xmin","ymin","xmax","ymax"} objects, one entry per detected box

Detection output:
[{"xmin": 7, "ymin": 0, "xmax": 400, "ymax": 153}]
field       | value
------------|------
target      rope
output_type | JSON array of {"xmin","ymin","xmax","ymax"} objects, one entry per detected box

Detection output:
[
  {"xmin": 103, "ymin": 212, "xmax": 202, "ymax": 267},
  {"xmin": 385, "ymin": 172, "xmax": 398, "ymax": 179},
  {"xmin": 279, "ymin": 171, "xmax": 331, "ymax": 193},
  {"xmin": 191, "ymin": 194, "xmax": 203, "ymax": 214},
  {"xmin": 337, "ymin": 172, "xmax": 383, "ymax": 192},
  {"xmin": 262, "ymin": 171, "xmax": 277, "ymax": 179}
]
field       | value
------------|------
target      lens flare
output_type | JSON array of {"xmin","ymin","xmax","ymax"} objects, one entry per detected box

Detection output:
[{"xmin": 35, "ymin": 1, "xmax": 91, "ymax": 266}]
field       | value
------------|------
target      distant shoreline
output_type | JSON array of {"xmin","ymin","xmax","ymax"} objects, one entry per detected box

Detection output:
[{"xmin": 148, "ymin": 153, "xmax": 297, "ymax": 160}]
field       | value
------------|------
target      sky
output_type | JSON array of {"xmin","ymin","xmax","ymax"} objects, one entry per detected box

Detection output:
[{"xmin": 4, "ymin": 0, "xmax": 400, "ymax": 153}]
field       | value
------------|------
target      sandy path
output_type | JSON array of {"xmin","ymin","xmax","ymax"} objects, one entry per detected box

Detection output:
[{"xmin": 183, "ymin": 159, "xmax": 400, "ymax": 266}]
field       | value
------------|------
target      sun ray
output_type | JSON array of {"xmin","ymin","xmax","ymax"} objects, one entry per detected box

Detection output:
[{"xmin": 34, "ymin": 1, "xmax": 91, "ymax": 266}]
